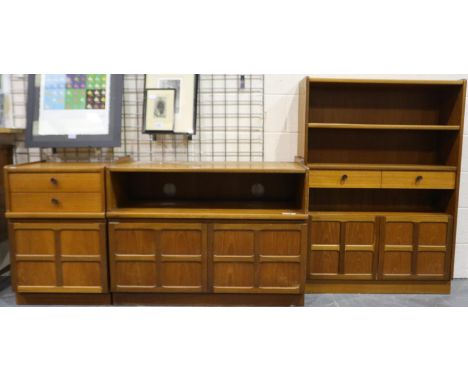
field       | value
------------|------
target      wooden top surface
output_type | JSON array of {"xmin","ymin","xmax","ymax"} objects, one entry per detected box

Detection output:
[
  {"xmin": 5, "ymin": 162, "xmax": 106, "ymax": 172},
  {"xmin": 107, "ymin": 161, "xmax": 307, "ymax": 173},
  {"xmin": 306, "ymin": 77, "xmax": 466, "ymax": 86}
]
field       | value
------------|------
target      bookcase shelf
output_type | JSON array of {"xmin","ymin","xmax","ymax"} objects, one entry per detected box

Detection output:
[
  {"xmin": 308, "ymin": 123, "xmax": 460, "ymax": 131},
  {"xmin": 299, "ymin": 77, "xmax": 467, "ymax": 292}
]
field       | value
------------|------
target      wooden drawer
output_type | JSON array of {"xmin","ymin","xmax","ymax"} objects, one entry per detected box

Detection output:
[
  {"xmin": 381, "ymin": 171, "xmax": 456, "ymax": 189},
  {"xmin": 9, "ymin": 193, "xmax": 103, "ymax": 213},
  {"xmin": 309, "ymin": 170, "xmax": 381, "ymax": 188},
  {"xmin": 9, "ymin": 172, "xmax": 102, "ymax": 193}
]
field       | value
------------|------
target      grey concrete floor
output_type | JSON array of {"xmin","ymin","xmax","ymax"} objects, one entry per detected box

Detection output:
[{"xmin": 2, "ymin": 277, "xmax": 468, "ymax": 306}]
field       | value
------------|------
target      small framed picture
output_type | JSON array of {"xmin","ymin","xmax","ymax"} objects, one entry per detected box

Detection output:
[
  {"xmin": 143, "ymin": 88, "xmax": 176, "ymax": 133},
  {"xmin": 144, "ymin": 74, "xmax": 198, "ymax": 135}
]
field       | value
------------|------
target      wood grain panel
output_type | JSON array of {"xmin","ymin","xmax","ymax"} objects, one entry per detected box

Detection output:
[
  {"xmin": 381, "ymin": 171, "xmax": 455, "ymax": 189},
  {"xmin": 9, "ymin": 173, "xmax": 102, "ymax": 193},
  {"xmin": 9, "ymin": 221, "xmax": 107, "ymax": 293},
  {"xmin": 10, "ymin": 193, "xmax": 103, "ymax": 213},
  {"xmin": 309, "ymin": 170, "xmax": 381, "ymax": 188}
]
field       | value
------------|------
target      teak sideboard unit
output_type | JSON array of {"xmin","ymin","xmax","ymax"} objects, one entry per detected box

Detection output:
[
  {"xmin": 106, "ymin": 162, "xmax": 308, "ymax": 306},
  {"xmin": 299, "ymin": 77, "xmax": 467, "ymax": 294},
  {"xmin": 4, "ymin": 161, "xmax": 309, "ymax": 306}
]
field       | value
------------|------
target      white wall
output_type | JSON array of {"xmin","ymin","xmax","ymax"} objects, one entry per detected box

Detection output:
[{"xmin": 264, "ymin": 74, "xmax": 468, "ymax": 278}]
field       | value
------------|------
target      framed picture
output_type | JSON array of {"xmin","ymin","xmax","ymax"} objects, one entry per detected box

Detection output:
[
  {"xmin": 25, "ymin": 74, "xmax": 123, "ymax": 148},
  {"xmin": 143, "ymin": 88, "xmax": 175, "ymax": 133},
  {"xmin": 144, "ymin": 74, "xmax": 198, "ymax": 135}
]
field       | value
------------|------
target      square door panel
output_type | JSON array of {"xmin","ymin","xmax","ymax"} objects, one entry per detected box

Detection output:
[
  {"xmin": 345, "ymin": 222, "xmax": 374, "ymax": 245},
  {"xmin": 309, "ymin": 251, "xmax": 339, "ymax": 275},
  {"xmin": 16, "ymin": 261, "xmax": 56, "ymax": 286},
  {"xmin": 259, "ymin": 263, "xmax": 301, "ymax": 288},
  {"xmin": 310, "ymin": 221, "xmax": 340, "ymax": 244},
  {"xmin": 213, "ymin": 231, "xmax": 254, "ymax": 256},
  {"xmin": 419, "ymin": 223, "xmax": 447, "ymax": 246},
  {"xmin": 416, "ymin": 252, "xmax": 446, "ymax": 276},
  {"xmin": 115, "ymin": 262, "xmax": 156, "ymax": 287},
  {"xmin": 160, "ymin": 263, "xmax": 203, "ymax": 288},
  {"xmin": 160, "ymin": 230, "xmax": 202, "ymax": 255},
  {"xmin": 61, "ymin": 230, "xmax": 100, "ymax": 255},
  {"xmin": 385, "ymin": 222, "xmax": 413, "ymax": 245},
  {"xmin": 213, "ymin": 263, "xmax": 255, "ymax": 288},
  {"xmin": 62, "ymin": 262, "xmax": 102, "ymax": 287},
  {"xmin": 344, "ymin": 251, "xmax": 373, "ymax": 275},
  {"xmin": 258, "ymin": 231, "xmax": 301, "ymax": 256},
  {"xmin": 382, "ymin": 252, "xmax": 412, "ymax": 276},
  {"xmin": 15, "ymin": 229, "xmax": 55, "ymax": 255},
  {"xmin": 114, "ymin": 230, "xmax": 155, "ymax": 254}
]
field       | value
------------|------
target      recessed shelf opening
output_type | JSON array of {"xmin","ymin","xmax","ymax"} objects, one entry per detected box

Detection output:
[
  {"xmin": 110, "ymin": 171, "xmax": 307, "ymax": 211},
  {"xmin": 309, "ymin": 188, "xmax": 454, "ymax": 213}
]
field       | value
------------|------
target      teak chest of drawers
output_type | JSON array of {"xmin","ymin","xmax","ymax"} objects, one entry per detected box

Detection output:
[{"xmin": 4, "ymin": 161, "xmax": 308, "ymax": 306}]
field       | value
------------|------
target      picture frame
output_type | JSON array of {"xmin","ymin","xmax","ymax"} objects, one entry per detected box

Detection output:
[
  {"xmin": 143, "ymin": 88, "xmax": 176, "ymax": 133},
  {"xmin": 144, "ymin": 74, "xmax": 198, "ymax": 135},
  {"xmin": 25, "ymin": 74, "xmax": 123, "ymax": 148}
]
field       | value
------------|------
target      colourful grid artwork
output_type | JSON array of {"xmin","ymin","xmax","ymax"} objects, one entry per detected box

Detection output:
[{"xmin": 43, "ymin": 74, "xmax": 107, "ymax": 110}]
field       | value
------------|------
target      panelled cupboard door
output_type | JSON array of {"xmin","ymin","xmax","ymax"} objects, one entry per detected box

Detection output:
[
  {"xmin": 109, "ymin": 221, "xmax": 207, "ymax": 293},
  {"xmin": 211, "ymin": 223, "xmax": 307, "ymax": 294},
  {"xmin": 309, "ymin": 214, "xmax": 379, "ymax": 280},
  {"xmin": 9, "ymin": 221, "xmax": 107, "ymax": 293},
  {"xmin": 379, "ymin": 215, "xmax": 453, "ymax": 280}
]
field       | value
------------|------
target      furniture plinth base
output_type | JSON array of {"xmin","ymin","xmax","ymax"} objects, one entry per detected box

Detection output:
[
  {"xmin": 306, "ymin": 281, "xmax": 451, "ymax": 294},
  {"xmin": 16, "ymin": 293, "xmax": 111, "ymax": 306},
  {"xmin": 112, "ymin": 293, "xmax": 304, "ymax": 307}
]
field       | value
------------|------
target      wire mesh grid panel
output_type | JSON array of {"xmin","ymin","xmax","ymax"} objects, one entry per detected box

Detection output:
[{"xmin": 8, "ymin": 74, "xmax": 264, "ymax": 163}]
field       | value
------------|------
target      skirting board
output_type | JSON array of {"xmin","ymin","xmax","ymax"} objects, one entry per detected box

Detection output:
[
  {"xmin": 306, "ymin": 281, "xmax": 451, "ymax": 294},
  {"xmin": 16, "ymin": 293, "xmax": 112, "ymax": 306},
  {"xmin": 113, "ymin": 293, "xmax": 304, "ymax": 307}
]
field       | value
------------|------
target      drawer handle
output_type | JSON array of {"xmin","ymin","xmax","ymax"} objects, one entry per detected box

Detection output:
[
  {"xmin": 50, "ymin": 198, "xmax": 60, "ymax": 206},
  {"xmin": 415, "ymin": 175, "xmax": 423, "ymax": 185},
  {"xmin": 50, "ymin": 177, "xmax": 58, "ymax": 185},
  {"xmin": 340, "ymin": 174, "xmax": 348, "ymax": 184}
]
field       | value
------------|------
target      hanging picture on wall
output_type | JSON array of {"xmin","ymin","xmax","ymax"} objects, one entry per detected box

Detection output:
[
  {"xmin": 144, "ymin": 74, "xmax": 198, "ymax": 135},
  {"xmin": 25, "ymin": 74, "xmax": 123, "ymax": 148},
  {"xmin": 143, "ymin": 88, "xmax": 175, "ymax": 133}
]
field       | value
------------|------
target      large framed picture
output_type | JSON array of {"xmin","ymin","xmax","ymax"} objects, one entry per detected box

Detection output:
[
  {"xmin": 143, "ymin": 88, "xmax": 176, "ymax": 133},
  {"xmin": 144, "ymin": 74, "xmax": 198, "ymax": 135},
  {"xmin": 25, "ymin": 74, "xmax": 123, "ymax": 148}
]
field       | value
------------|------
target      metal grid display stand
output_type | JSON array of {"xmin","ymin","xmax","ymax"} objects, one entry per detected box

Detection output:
[{"xmin": 9, "ymin": 74, "xmax": 264, "ymax": 163}]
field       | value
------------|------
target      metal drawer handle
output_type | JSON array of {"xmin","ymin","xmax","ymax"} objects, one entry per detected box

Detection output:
[
  {"xmin": 415, "ymin": 175, "xmax": 423, "ymax": 184},
  {"xmin": 50, "ymin": 177, "xmax": 58, "ymax": 185},
  {"xmin": 340, "ymin": 174, "xmax": 348, "ymax": 184},
  {"xmin": 51, "ymin": 198, "xmax": 60, "ymax": 205}
]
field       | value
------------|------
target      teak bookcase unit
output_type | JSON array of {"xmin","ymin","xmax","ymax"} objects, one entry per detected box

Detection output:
[
  {"xmin": 4, "ymin": 161, "xmax": 309, "ymax": 306},
  {"xmin": 299, "ymin": 77, "xmax": 467, "ymax": 294}
]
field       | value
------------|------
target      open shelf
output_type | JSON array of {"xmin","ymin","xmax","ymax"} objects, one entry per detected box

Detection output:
[
  {"xmin": 307, "ymin": 128, "xmax": 459, "ymax": 167},
  {"xmin": 107, "ymin": 164, "xmax": 308, "ymax": 219},
  {"xmin": 308, "ymin": 123, "xmax": 460, "ymax": 131},
  {"xmin": 309, "ymin": 188, "xmax": 454, "ymax": 213}
]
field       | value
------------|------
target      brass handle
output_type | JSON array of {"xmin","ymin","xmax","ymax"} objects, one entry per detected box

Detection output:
[
  {"xmin": 415, "ymin": 175, "xmax": 423, "ymax": 185},
  {"xmin": 50, "ymin": 177, "xmax": 58, "ymax": 185},
  {"xmin": 51, "ymin": 198, "xmax": 59, "ymax": 205},
  {"xmin": 340, "ymin": 174, "xmax": 348, "ymax": 184}
]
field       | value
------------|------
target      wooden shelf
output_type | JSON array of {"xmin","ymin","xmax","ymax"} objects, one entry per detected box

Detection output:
[
  {"xmin": 308, "ymin": 123, "xmax": 460, "ymax": 131},
  {"xmin": 107, "ymin": 208, "xmax": 308, "ymax": 220},
  {"xmin": 0, "ymin": 128, "xmax": 23, "ymax": 134},
  {"xmin": 307, "ymin": 163, "xmax": 457, "ymax": 172}
]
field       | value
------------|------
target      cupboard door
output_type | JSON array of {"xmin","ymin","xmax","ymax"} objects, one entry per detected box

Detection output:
[
  {"xmin": 309, "ymin": 214, "xmax": 379, "ymax": 280},
  {"xmin": 211, "ymin": 223, "xmax": 307, "ymax": 294},
  {"xmin": 109, "ymin": 221, "xmax": 207, "ymax": 293},
  {"xmin": 379, "ymin": 215, "xmax": 452, "ymax": 280},
  {"xmin": 10, "ymin": 221, "xmax": 107, "ymax": 293}
]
